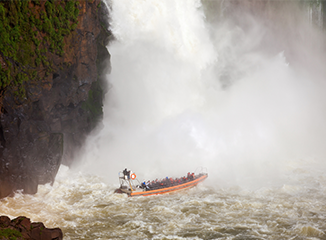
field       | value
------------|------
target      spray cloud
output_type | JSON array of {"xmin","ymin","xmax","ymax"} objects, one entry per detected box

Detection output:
[{"xmin": 75, "ymin": 0, "xmax": 326, "ymax": 189}]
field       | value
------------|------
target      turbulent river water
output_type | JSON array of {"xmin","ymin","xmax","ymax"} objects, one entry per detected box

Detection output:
[
  {"xmin": 1, "ymin": 166, "xmax": 326, "ymax": 239},
  {"xmin": 2, "ymin": 0, "xmax": 326, "ymax": 239}
]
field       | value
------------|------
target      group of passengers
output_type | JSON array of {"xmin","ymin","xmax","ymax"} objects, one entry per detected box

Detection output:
[
  {"xmin": 122, "ymin": 168, "xmax": 198, "ymax": 191},
  {"xmin": 141, "ymin": 172, "xmax": 196, "ymax": 190}
]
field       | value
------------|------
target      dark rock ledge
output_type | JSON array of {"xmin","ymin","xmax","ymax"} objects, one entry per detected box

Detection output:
[
  {"xmin": 0, "ymin": 216, "xmax": 62, "ymax": 240},
  {"xmin": 0, "ymin": 0, "xmax": 112, "ymax": 199}
]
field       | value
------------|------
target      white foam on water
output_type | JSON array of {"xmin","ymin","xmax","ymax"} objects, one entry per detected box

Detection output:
[{"xmin": 3, "ymin": 1, "xmax": 326, "ymax": 239}]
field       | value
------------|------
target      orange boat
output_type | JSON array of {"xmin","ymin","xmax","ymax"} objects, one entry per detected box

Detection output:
[{"xmin": 115, "ymin": 168, "xmax": 208, "ymax": 197}]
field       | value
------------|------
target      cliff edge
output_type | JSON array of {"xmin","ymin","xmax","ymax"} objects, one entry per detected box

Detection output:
[{"xmin": 0, "ymin": 0, "xmax": 111, "ymax": 198}]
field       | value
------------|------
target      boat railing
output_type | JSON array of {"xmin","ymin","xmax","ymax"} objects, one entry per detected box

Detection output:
[
  {"xmin": 118, "ymin": 171, "xmax": 143, "ymax": 192},
  {"xmin": 194, "ymin": 167, "xmax": 208, "ymax": 176}
]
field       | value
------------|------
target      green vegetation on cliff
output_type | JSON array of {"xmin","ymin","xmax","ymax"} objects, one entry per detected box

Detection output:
[
  {"xmin": 0, "ymin": 0, "xmax": 79, "ymax": 98},
  {"xmin": 0, "ymin": 228, "xmax": 22, "ymax": 240}
]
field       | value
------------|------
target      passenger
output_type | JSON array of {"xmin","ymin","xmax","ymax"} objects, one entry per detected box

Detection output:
[
  {"xmin": 123, "ymin": 168, "xmax": 128, "ymax": 180},
  {"xmin": 191, "ymin": 173, "xmax": 195, "ymax": 180},
  {"xmin": 165, "ymin": 177, "xmax": 170, "ymax": 186},
  {"xmin": 187, "ymin": 172, "xmax": 191, "ymax": 180},
  {"xmin": 160, "ymin": 178, "xmax": 165, "ymax": 187},
  {"xmin": 155, "ymin": 181, "xmax": 159, "ymax": 188},
  {"xmin": 142, "ymin": 181, "xmax": 149, "ymax": 190},
  {"xmin": 122, "ymin": 168, "xmax": 133, "ymax": 180}
]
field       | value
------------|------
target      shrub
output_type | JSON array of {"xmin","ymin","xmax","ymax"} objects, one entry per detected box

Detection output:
[
  {"xmin": 0, "ymin": 0, "xmax": 79, "ymax": 96},
  {"xmin": 0, "ymin": 228, "xmax": 22, "ymax": 240}
]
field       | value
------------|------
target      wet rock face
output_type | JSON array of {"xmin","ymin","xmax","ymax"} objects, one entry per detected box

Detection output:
[
  {"xmin": 0, "ymin": 0, "xmax": 111, "ymax": 198},
  {"xmin": 0, "ymin": 216, "xmax": 63, "ymax": 240}
]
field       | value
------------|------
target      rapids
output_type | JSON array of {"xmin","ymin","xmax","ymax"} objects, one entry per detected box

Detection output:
[
  {"xmin": 1, "ymin": 166, "xmax": 326, "ymax": 239},
  {"xmin": 2, "ymin": 0, "xmax": 326, "ymax": 239}
]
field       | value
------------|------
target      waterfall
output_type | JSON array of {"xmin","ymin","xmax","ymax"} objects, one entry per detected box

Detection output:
[
  {"xmin": 3, "ymin": 2, "xmax": 326, "ymax": 239},
  {"xmin": 307, "ymin": 0, "xmax": 323, "ymax": 28},
  {"xmin": 77, "ymin": 0, "xmax": 326, "ymax": 189}
]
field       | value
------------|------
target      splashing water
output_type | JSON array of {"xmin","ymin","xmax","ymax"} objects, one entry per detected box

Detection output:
[
  {"xmin": 76, "ymin": 0, "xmax": 326, "ymax": 189},
  {"xmin": 2, "ymin": 0, "xmax": 326, "ymax": 239},
  {"xmin": 2, "ymin": 165, "xmax": 326, "ymax": 239}
]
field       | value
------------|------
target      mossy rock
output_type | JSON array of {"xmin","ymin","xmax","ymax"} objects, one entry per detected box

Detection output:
[
  {"xmin": 0, "ymin": 228, "xmax": 22, "ymax": 240},
  {"xmin": 0, "ymin": 0, "xmax": 80, "ymax": 100}
]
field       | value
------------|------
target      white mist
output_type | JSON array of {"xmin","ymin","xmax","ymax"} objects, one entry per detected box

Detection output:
[{"xmin": 75, "ymin": 0, "xmax": 326, "ymax": 190}]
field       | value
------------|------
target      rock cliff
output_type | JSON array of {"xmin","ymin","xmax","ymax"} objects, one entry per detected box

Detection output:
[
  {"xmin": 0, "ymin": 0, "xmax": 111, "ymax": 198},
  {"xmin": 0, "ymin": 216, "xmax": 62, "ymax": 240}
]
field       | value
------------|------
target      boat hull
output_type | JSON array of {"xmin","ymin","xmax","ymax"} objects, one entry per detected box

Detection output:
[{"xmin": 119, "ymin": 173, "xmax": 208, "ymax": 197}]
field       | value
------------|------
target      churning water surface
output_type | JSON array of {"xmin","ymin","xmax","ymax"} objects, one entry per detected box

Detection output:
[
  {"xmin": 2, "ymin": 0, "xmax": 326, "ymax": 239},
  {"xmin": 1, "ymin": 165, "xmax": 326, "ymax": 239}
]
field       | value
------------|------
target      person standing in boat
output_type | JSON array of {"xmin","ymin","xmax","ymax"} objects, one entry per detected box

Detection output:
[
  {"xmin": 123, "ymin": 168, "xmax": 131, "ymax": 180},
  {"xmin": 123, "ymin": 168, "xmax": 128, "ymax": 179}
]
